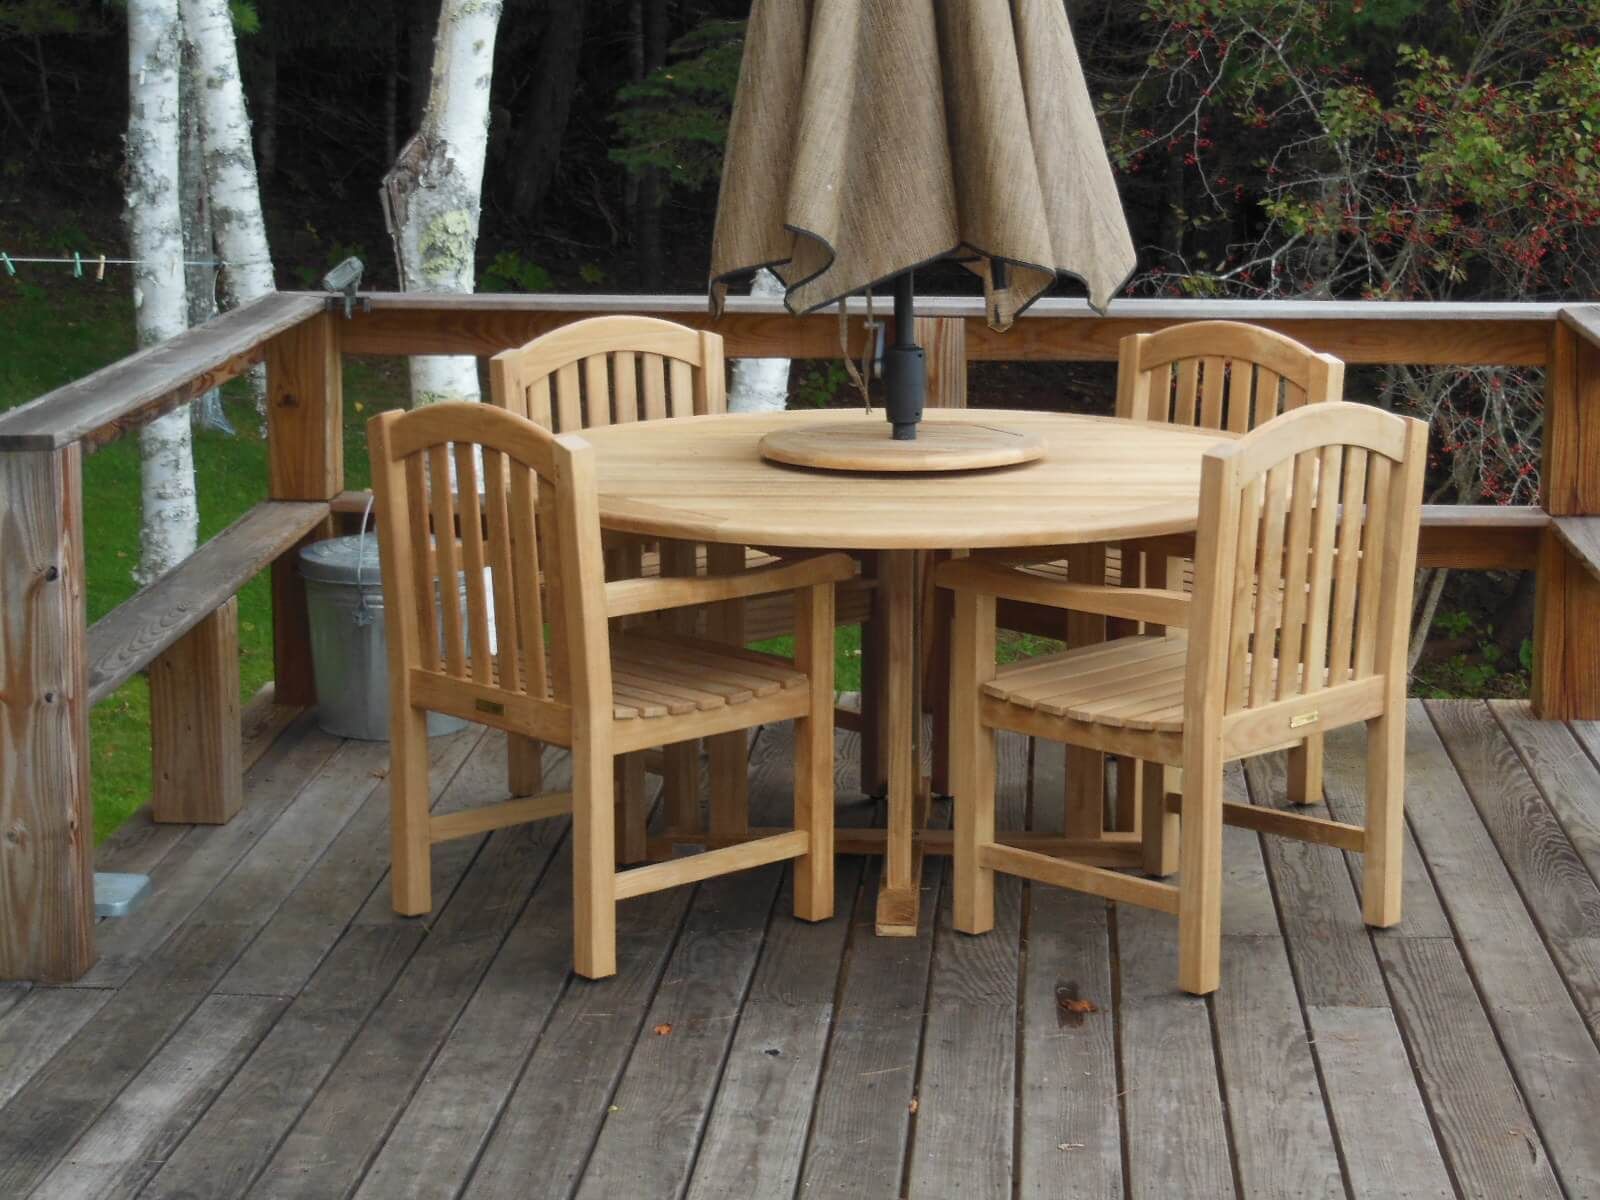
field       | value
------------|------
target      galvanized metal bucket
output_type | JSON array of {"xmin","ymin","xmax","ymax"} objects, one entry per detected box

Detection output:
[{"xmin": 299, "ymin": 533, "xmax": 469, "ymax": 741}]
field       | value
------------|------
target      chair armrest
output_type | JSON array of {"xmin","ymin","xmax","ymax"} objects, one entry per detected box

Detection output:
[
  {"xmin": 935, "ymin": 559, "xmax": 1190, "ymax": 627},
  {"xmin": 605, "ymin": 552, "xmax": 857, "ymax": 619}
]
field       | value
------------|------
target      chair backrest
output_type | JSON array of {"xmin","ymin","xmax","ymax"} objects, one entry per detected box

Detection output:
[
  {"xmin": 1116, "ymin": 320, "xmax": 1344, "ymax": 431},
  {"xmin": 367, "ymin": 402, "xmax": 612, "ymax": 733},
  {"xmin": 488, "ymin": 315, "xmax": 727, "ymax": 432},
  {"xmin": 1185, "ymin": 403, "xmax": 1428, "ymax": 735}
]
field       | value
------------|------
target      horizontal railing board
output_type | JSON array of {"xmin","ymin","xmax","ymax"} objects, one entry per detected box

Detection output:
[
  {"xmin": 86, "ymin": 500, "xmax": 330, "ymax": 705},
  {"xmin": 0, "ymin": 293, "xmax": 326, "ymax": 452},
  {"xmin": 338, "ymin": 293, "xmax": 1561, "ymax": 366}
]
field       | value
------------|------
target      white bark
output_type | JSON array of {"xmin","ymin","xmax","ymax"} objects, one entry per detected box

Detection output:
[
  {"xmin": 728, "ymin": 269, "xmax": 790, "ymax": 413},
  {"xmin": 128, "ymin": 0, "xmax": 199, "ymax": 587},
  {"xmin": 382, "ymin": 0, "xmax": 503, "ymax": 407},
  {"xmin": 181, "ymin": 0, "xmax": 275, "ymax": 417}
]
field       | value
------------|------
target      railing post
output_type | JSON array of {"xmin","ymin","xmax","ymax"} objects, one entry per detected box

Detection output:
[
  {"xmin": 150, "ymin": 596, "xmax": 242, "ymax": 823},
  {"xmin": 1532, "ymin": 315, "xmax": 1600, "ymax": 718},
  {"xmin": 266, "ymin": 310, "xmax": 343, "ymax": 706},
  {"xmin": 0, "ymin": 444, "xmax": 95, "ymax": 981}
]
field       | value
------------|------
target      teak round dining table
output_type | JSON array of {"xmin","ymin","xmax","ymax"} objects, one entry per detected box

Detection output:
[{"xmin": 582, "ymin": 408, "xmax": 1225, "ymax": 936}]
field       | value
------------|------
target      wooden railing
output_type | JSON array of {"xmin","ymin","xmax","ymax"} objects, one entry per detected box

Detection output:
[{"xmin": 0, "ymin": 290, "xmax": 1596, "ymax": 983}]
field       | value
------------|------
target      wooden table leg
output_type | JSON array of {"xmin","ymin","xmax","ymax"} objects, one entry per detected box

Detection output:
[{"xmin": 875, "ymin": 549, "xmax": 926, "ymax": 936}]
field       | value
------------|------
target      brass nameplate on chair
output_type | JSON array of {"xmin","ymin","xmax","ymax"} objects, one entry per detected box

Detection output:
[
  {"xmin": 1289, "ymin": 710, "xmax": 1319, "ymax": 729},
  {"xmin": 475, "ymin": 698, "xmax": 505, "ymax": 716}
]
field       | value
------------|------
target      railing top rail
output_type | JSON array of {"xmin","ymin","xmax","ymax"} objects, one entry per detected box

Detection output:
[
  {"xmin": 360, "ymin": 291, "xmax": 1571, "ymax": 322},
  {"xmin": 1, "ymin": 292, "xmax": 1592, "ymax": 455},
  {"xmin": 0, "ymin": 292, "xmax": 324, "ymax": 452}
]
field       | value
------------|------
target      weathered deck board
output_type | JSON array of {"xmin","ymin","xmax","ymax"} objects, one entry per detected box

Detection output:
[
  {"xmin": 683, "ymin": 732, "xmax": 864, "ymax": 1200},
  {"xmin": 905, "ymin": 731, "xmax": 1028, "ymax": 1200},
  {"xmin": 1415, "ymin": 704, "xmax": 1600, "ymax": 1196},
  {"xmin": 9, "ymin": 700, "xmax": 1600, "ymax": 1200}
]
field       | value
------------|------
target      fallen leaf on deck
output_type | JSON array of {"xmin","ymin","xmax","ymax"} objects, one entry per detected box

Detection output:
[{"xmin": 653, "ymin": 1023, "xmax": 673, "ymax": 1036}]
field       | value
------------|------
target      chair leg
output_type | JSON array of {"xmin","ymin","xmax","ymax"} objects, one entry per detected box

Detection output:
[
  {"xmin": 614, "ymin": 753, "xmax": 648, "ymax": 866},
  {"xmin": 793, "ymin": 711, "xmax": 835, "ymax": 922},
  {"xmin": 1177, "ymin": 749, "xmax": 1223, "ymax": 996},
  {"xmin": 953, "ymin": 721, "xmax": 997, "ymax": 934},
  {"xmin": 1362, "ymin": 712, "xmax": 1405, "ymax": 928},
  {"xmin": 507, "ymin": 734, "xmax": 543, "ymax": 796},
  {"xmin": 390, "ymin": 705, "xmax": 434, "ymax": 916},
  {"xmin": 1287, "ymin": 734, "xmax": 1324, "ymax": 805},
  {"xmin": 1141, "ymin": 760, "xmax": 1180, "ymax": 878},
  {"xmin": 573, "ymin": 740, "xmax": 618, "ymax": 980},
  {"xmin": 794, "ymin": 582, "xmax": 836, "ymax": 922}
]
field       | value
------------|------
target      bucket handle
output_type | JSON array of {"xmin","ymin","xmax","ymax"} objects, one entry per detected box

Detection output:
[{"xmin": 352, "ymin": 493, "xmax": 377, "ymax": 627}]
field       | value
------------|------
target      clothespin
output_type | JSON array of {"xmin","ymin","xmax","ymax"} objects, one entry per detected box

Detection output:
[
  {"xmin": 1, "ymin": 252, "xmax": 14, "ymax": 277},
  {"xmin": 96, "ymin": 255, "xmax": 106, "ymax": 281},
  {"xmin": 72, "ymin": 251, "xmax": 82, "ymax": 279}
]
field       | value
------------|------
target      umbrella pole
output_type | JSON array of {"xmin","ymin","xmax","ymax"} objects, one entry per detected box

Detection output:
[{"xmin": 884, "ymin": 271, "xmax": 925, "ymax": 440}]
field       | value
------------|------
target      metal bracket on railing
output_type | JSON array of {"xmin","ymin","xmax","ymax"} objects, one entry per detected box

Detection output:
[
  {"xmin": 321, "ymin": 257, "xmax": 369, "ymax": 319},
  {"xmin": 94, "ymin": 872, "xmax": 151, "ymax": 918}
]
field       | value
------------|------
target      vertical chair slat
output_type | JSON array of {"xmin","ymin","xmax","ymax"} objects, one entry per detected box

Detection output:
[
  {"xmin": 641, "ymin": 353, "xmax": 667, "ymax": 419},
  {"xmin": 1225, "ymin": 474, "xmax": 1264, "ymax": 711},
  {"xmin": 1300, "ymin": 444, "xmax": 1343, "ymax": 698},
  {"xmin": 1275, "ymin": 449, "xmax": 1318, "ymax": 699},
  {"xmin": 1284, "ymin": 380, "xmax": 1309, "ymax": 410},
  {"xmin": 1253, "ymin": 367, "xmax": 1283, "ymax": 427},
  {"xmin": 1248, "ymin": 459, "xmax": 1292, "ymax": 707},
  {"xmin": 583, "ymin": 354, "xmax": 611, "ymax": 426},
  {"xmin": 509, "ymin": 463, "xmax": 547, "ymax": 699},
  {"xmin": 1174, "ymin": 360, "xmax": 1200, "ymax": 425},
  {"xmin": 1353, "ymin": 454, "xmax": 1393, "ymax": 678},
  {"xmin": 1226, "ymin": 365, "xmax": 1254, "ymax": 433},
  {"xmin": 483, "ymin": 450, "xmax": 521, "ymax": 691},
  {"xmin": 554, "ymin": 362, "xmax": 583, "ymax": 432},
  {"xmin": 527, "ymin": 376, "xmax": 553, "ymax": 428},
  {"xmin": 427, "ymin": 445, "xmax": 467, "ymax": 677},
  {"xmin": 613, "ymin": 351, "xmax": 639, "ymax": 422},
  {"xmin": 536, "ymin": 476, "xmax": 569, "ymax": 700},
  {"xmin": 454, "ymin": 443, "xmax": 494, "ymax": 685},
  {"xmin": 1327, "ymin": 447, "xmax": 1367, "ymax": 682},
  {"xmin": 1199, "ymin": 357, "xmax": 1226, "ymax": 428},
  {"xmin": 668, "ymin": 359, "xmax": 694, "ymax": 417},
  {"xmin": 404, "ymin": 453, "xmax": 438, "ymax": 672}
]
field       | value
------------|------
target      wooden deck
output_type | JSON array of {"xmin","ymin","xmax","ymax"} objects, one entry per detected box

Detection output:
[{"xmin": 3, "ymin": 699, "xmax": 1600, "ymax": 1198}]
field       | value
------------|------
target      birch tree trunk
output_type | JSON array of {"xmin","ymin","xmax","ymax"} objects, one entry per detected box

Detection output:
[
  {"xmin": 181, "ymin": 0, "xmax": 276, "ymax": 417},
  {"xmin": 728, "ymin": 269, "xmax": 790, "ymax": 413},
  {"xmin": 382, "ymin": 0, "xmax": 503, "ymax": 407},
  {"xmin": 128, "ymin": 0, "xmax": 199, "ymax": 586},
  {"xmin": 180, "ymin": 33, "xmax": 231, "ymax": 434}
]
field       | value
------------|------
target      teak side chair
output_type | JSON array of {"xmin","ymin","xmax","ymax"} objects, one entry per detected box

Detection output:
[
  {"xmin": 997, "ymin": 320, "xmax": 1347, "ymax": 838},
  {"xmin": 367, "ymin": 401, "xmax": 852, "ymax": 978},
  {"xmin": 486, "ymin": 314, "xmax": 877, "ymax": 836},
  {"xmin": 940, "ymin": 403, "xmax": 1427, "ymax": 994}
]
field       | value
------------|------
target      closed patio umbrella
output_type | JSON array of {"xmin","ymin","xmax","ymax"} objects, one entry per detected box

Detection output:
[{"xmin": 710, "ymin": 0, "xmax": 1137, "ymax": 440}]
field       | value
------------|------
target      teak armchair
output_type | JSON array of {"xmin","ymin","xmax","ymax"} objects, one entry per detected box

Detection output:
[
  {"xmin": 940, "ymin": 403, "xmax": 1427, "ymax": 994},
  {"xmin": 997, "ymin": 320, "xmax": 1347, "ymax": 837},
  {"xmin": 367, "ymin": 401, "xmax": 852, "ymax": 979},
  {"xmin": 486, "ymin": 314, "xmax": 876, "ymax": 835}
]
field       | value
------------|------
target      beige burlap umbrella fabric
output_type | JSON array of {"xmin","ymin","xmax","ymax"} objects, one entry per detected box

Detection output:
[{"xmin": 710, "ymin": 0, "xmax": 1137, "ymax": 330}]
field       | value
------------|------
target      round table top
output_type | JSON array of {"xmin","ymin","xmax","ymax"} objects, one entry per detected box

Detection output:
[{"xmin": 581, "ymin": 408, "xmax": 1229, "ymax": 551}]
